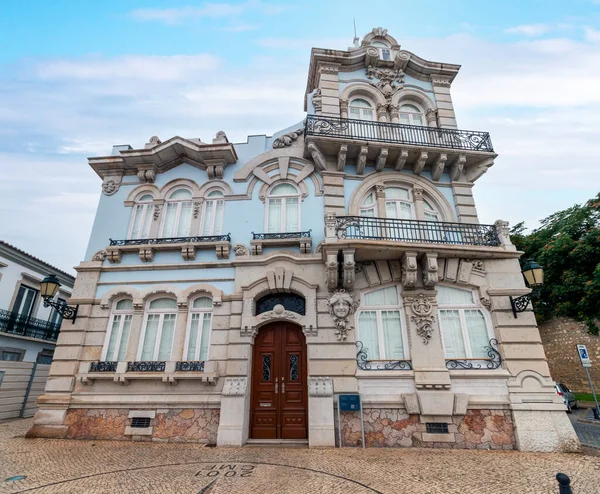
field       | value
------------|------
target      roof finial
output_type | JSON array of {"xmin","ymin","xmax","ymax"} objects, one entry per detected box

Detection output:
[{"xmin": 353, "ymin": 18, "xmax": 359, "ymax": 48}]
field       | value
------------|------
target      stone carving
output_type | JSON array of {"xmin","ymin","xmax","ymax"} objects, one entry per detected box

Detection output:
[
  {"xmin": 272, "ymin": 128, "xmax": 304, "ymax": 148},
  {"xmin": 222, "ymin": 377, "xmax": 248, "ymax": 396},
  {"xmin": 213, "ymin": 131, "xmax": 228, "ymax": 143},
  {"xmin": 401, "ymin": 253, "xmax": 418, "ymax": 289},
  {"xmin": 306, "ymin": 141, "xmax": 327, "ymax": 171},
  {"xmin": 325, "ymin": 252, "xmax": 339, "ymax": 291},
  {"xmin": 431, "ymin": 76, "xmax": 451, "ymax": 88},
  {"xmin": 342, "ymin": 249, "xmax": 356, "ymax": 291},
  {"xmin": 406, "ymin": 294, "xmax": 436, "ymax": 344},
  {"xmin": 426, "ymin": 108, "xmax": 438, "ymax": 125},
  {"xmin": 153, "ymin": 204, "xmax": 162, "ymax": 220},
  {"xmin": 319, "ymin": 66, "xmax": 339, "ymax": 75},
  {"xmin": 389, "ymin": 104, "xmax": 400, "ymax": 121},
  {"xmin": 233, "ymin": 244, "xmax": 249, "ymax": 256},
  {"xmin": 494, "ymin": 219, "xmax": 510, "ymax": 238},
  {"xmin": 328, "ymin": 290, "xmax": 358, "ymax": 341},
  {"xmin": 421, "ymin": 254, "xmax": 438, "ymax": 289},
  {"xmin": 366, "ymin": 65, "xmax": 405, "ymax": 101},
  {"xmin": 149, "ymin": 135, "xmax": 161, "ymax": 146},
  {"xmin": 472, "ymin": 259, "xmax": 485, "ymax": 272},
  {"xmin": 412, "ymin": 187, "xmax": 424, "ymax": 200},
  {"xmin": 311, "ymin": 89, "xmax": 322, "ymax": 112},
  {"xmin": 102, "ymin": 179, "xmax": 119, "ymax": 196},
  {"xmin": 260, "ymin": 304, "xmax": 298, "ymax": 321},
  {"xmin": 480, "ymin": 297, "xmax": 492, "ymax": 311},
  {"xmin": 375, "ymin": 184, "xmax": 386, "ymax": 197},
  {"xmin": 193, "ymin": 201, "xmax": 202, "ymax": 219},
  {"xmin": 308, "ymin": 377, "xmax": 333, "ymax": 397},
  {"xmin": 137, "ymin": 169, "xmax": 156, "ymax": 183},
  {"xmin": 339, "ymin": 99, "xmax": 349, "ymax": 116},
  {"xmin": 92, "ymin": 249, "xmax": 107, "ymax": 262}
]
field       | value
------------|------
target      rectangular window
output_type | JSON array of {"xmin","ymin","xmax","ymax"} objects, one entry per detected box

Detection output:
[
  {"xmin": 104, "ymin": 314, "xmax": 132, "ymax": 361},
  {"xmin": 12, "ymin": 285, "xmax": 38, "ymax": 318},
  {"xmin": 186, "ymin": 312, "xmax": 211, "ymax": 361},
  {"xmin": 1, "ymin": 350, "xmax": 23, "ymax": 361}
]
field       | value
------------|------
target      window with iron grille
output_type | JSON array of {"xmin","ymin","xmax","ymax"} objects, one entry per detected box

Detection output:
[
  {"xmin": 131, "ymin": 417, "xmax": 151, "ymax": 428},
  {"xmin": 426, "ymin": 422, "xmax": 449, "ymax": 434}
]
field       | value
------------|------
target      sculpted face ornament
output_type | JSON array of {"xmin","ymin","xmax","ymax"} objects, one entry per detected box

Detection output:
[{"xmin": 328, "ymin": 290, "xmax": 358, "ymax": 341}]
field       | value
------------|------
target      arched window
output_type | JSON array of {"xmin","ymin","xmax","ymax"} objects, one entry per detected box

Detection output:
[
  {"xmin": 266, "ymin": 183, "xmax": 300, "ymax": 233},
  {"xmin": 349, "ymin": 98, "xmax": 374, "ymax": 121},
  {"xmin": 424, "ymin": 199, "xmax": 440, "ymax": 221},
  {"xmin": 138, "ymin": 297, "xmax": 177, "ymax": 361},
  {"xmin": 129, "ymin": 194, "xmax": 154, "ymax": 239},
  {"xmin": 385, "ymin": 187, "xmax": 414, "ymax": 220},
  {"xmin": 201, "ymin": 190, "xmax": 224, "ymax": 236},
  {"xmin": 399, "ymin": 104, "xmax": 425, "ymax": 126},
  {"xmin": 371, "ymin": 41, "xmax": 391, "ymax": 61},
  {"xmin": 184, "ymin": 297, "xmax": 212, "ymax": 361},
  {"xmin": 102, "ymin": 299, "xmax": 133, "ymax": 361},
  {"xmin": 357, "ymin": 286, "xmax": 408, "ymax": 360},
  {"xmin": 437, "ymin": 286, "xmax": 492, "ymax": 359},
  {"xmin": 161, "ymin": 189, "xmax": 193, "ymax": 238},
  {"xmin": 360, "ymin": 191, "xmax": 377, "ymax": 217}
]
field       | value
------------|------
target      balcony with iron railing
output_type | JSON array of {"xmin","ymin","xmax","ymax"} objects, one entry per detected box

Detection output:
[
  {"xmin": 0, "ymin": 309, "xmax": 60, "ymax": 342},
  {"xmin": 305, "ymin": 115, "xmax": 494, "ymax": 152},
  {"xmin": 304, "ymin": 115, "xmax": 496, "ymax": 181},
  {"xmin": 336, "ymin": 216, "xmax": 501, "ymax": 247}
]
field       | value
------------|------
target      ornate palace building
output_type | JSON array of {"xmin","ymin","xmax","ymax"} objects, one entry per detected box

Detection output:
[{"xmin": 29, "ymin": 28, "xmax": 579, "ymax": 452}]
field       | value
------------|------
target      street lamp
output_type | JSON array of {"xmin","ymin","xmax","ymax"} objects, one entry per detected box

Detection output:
[
  {"xmin": 510, "ymin": 259, "xmax": 544, "ymax": 318},
  {"xmin": 40, "ymin": 274, "xmax": 78, "ymax": 323}
]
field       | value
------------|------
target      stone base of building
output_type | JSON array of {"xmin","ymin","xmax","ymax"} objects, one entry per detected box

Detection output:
[
  {"xmin": 28, "ymin": 408, "xmax": 220, "ymax": 444},
  {"xmin": 512, "ymin": 410, "xmax": 580, "ymax": 453},
  {"xmin": 335, "ymin": 408, "xmax": 516, "ymax": 450}
]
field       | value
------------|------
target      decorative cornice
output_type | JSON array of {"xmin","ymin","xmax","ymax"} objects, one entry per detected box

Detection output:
[{"xmin": 272, "ymin": 128, "xmax": 304, "ymax": 149}]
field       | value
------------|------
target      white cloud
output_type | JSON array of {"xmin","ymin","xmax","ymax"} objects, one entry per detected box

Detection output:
[
  {"xmin": 36, "ymin": 54, "xmax": 220, "ymax": 81},
  {"xmin": 129, "ymin": 1, "xmax": 289, "ymax": 24},
  {"xmin": 3, "ymin": 28, "xmax": 600, "ymax": 270},
  {"xmin": 585, "ymin": 27, "xmax": 600, "ymax": 42},
  {"xmin": 505, "ymin": 24, "xmax": 551, "ymax": 36}
]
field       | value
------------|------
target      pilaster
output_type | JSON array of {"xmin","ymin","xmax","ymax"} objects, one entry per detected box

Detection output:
[
  {"xmin": 170, "ymin": 303, "xmax": 190, "ymax": 361},
  {"xmin": 317, "ymin": 65, "xmax": 341, "ymax": 117}
]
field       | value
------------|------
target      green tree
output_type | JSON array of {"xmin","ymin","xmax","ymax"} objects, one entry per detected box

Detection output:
[{"xmin": 510, "ymin": 193, "xmax": 600, "ymax": 334}]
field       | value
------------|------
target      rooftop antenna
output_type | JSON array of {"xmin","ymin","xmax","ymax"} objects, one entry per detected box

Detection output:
[{"xmin": 353, "ymin": 18, "xmax": 359, "ymax": 48}]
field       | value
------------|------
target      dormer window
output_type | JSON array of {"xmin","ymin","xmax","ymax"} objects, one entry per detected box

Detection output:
[
  {"xmin": 349, "ymin": 98, "xmax": 374, "ymax": 121},
  {"xmin": 399, "ymin": 104, "xmax": 425, "ymax": 126},
  {"xmin": 371, "ymin": 41, "xmax": 391, "ymax": 61}
]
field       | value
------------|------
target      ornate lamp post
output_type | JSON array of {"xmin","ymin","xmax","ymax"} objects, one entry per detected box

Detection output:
[
  {"xmin": 40, "ymin": 274, "xmax": 78, "ymax": 323},
  {"xmin": 510, "ymin": 259, "xmax": 544, "ymax": 318}
]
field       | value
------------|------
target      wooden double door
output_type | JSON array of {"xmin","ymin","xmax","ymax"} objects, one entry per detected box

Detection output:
[{"xmin": 250, "ymin": 322, "xmax": 308, "ymax": 440}]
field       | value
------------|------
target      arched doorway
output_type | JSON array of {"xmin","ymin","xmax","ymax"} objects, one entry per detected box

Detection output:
[{"xmin": 250, "ymin": 322, "xmax": 308, "ymax": 440}]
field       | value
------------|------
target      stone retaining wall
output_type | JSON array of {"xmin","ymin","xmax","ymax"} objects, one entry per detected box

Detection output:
[
  {"xmin": 538, "ymin": 317, "xmax": 600, "ymax": 393},
  {"xmin": 335, "ymin": 408, "xmax": 515, "ymax": 450},
  {"xmin": 64, "ymin": 408, "xmax": 220, "ymax": 443}
]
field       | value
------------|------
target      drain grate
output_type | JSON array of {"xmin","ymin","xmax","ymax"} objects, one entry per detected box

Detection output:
[
  {"xmin": 426, "ymin": 422, "xmax": 449, "ymax": 434},
  {"xmin": 131, "ymin": 417, "xmax": 151, "ymax": 428}
]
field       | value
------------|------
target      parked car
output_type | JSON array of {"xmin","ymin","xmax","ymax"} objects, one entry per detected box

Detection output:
[{"xmin": 556, "ymin": 383, "xmax": 579, "ymax": 412}]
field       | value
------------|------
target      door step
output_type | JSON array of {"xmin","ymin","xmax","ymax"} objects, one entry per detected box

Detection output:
[{"xmin": 245, "ymin": 439, "xmax": 308, "ymax": 448}]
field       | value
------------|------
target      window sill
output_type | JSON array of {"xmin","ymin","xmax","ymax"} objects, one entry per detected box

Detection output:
[
  {"xmin": 250, "ymin": 232, "xmax": 312, "ymax": 255},
  {"xmin": 105, "ymin": 238, "xmax": 230, "ymax": 263},
  {"xmin": 77, "ymin": 360, "xmax": 219, "ymax": 386}
]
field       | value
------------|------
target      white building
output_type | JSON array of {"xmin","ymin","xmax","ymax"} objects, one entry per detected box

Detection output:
[
  {"xmin": 0, "ymin": 241, "xmax": 74, "ymax": 363},
  {"xmin": 28, "ymin": 28, "xmax": 579, "ymax": 452}
]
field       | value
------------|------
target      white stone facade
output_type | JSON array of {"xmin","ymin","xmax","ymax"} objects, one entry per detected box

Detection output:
[{"xmin": 28, "ymin": 28, "xmax": 579, "ymax": 452}]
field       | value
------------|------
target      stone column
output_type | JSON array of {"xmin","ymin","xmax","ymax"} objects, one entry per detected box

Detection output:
[
  {"xmin": 412, "ymin": 186, "xmax": 425, "ymax": 221},
  {"xmin": 216, "ymin": 377, "xmax": 251, "ymax": 446},
  {"xmin": 170, "ymin": 303, "xmax": 189, "ymax": 361},
  {"xmin": 125, "ymin": 303, "xmax": 145, "ymax": 361},
  {"xmin": 389, "ymin": 104, "xmax": 400, "ymax": 124},
  {"xmin": 308, "ymin": 377, "xmax": 335, "ymax": 447},
  {"xmin": 403, "ymin": 289, "xmax": 453, "ymax": 416},
  {"xmin": 431, "ymin": 77, "xmax": 458, "ymax": 129},
  {"xmin": 317, "ymin": 65, "xmax": 341, "ymax": 117}
]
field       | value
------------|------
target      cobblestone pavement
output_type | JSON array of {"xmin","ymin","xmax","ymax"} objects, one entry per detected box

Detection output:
[
  {"xmin": 2, "ymin": 419, "xmax": 600, "ymax": 494},
  {"xmin": 570, "ymin": 408, "xmax": 600, "ymax": 450}
]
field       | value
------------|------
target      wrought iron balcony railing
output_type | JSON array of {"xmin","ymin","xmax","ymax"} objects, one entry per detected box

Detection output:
[
  {"xmin": 0, "ymin": 309, "xmax": 61, "ymax": 342},
  {"xmin": 305, "ymin": 114, "xmax": 494, "ymax": 152},
  {"xmin": 109, "ymin": 234, "xmax": 231, "ymax": 247},
  {"xmin": 336, "ymin": 216, "xmax": 500, "ymax": 247},
  {"xmin": 252, "ymin": 230, "xmax": 312, "ymax": 241}
]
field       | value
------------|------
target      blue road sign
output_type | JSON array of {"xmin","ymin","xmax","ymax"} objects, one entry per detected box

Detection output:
[{"xmin": 339, "ymin": 394, "xmax": 361, "ymax": 411}]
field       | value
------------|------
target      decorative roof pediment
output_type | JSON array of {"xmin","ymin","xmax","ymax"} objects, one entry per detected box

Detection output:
[{"xmin": 89, "ymin": 134, "xmax": 238, "ymax": 181}]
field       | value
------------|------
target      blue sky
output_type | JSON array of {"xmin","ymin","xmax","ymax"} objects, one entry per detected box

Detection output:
[{"xmin": 1, "ymin": 0, "xmax": 599, "ymax": 273}]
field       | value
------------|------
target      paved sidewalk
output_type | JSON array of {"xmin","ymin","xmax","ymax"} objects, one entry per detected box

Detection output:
[
  {"xmin": 2, "ymin": 419, "xmax": 600, "ymax": 494},
  {"xmin": 570, "ymin": 407, "xmax": 600, "ymax": 450}
]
